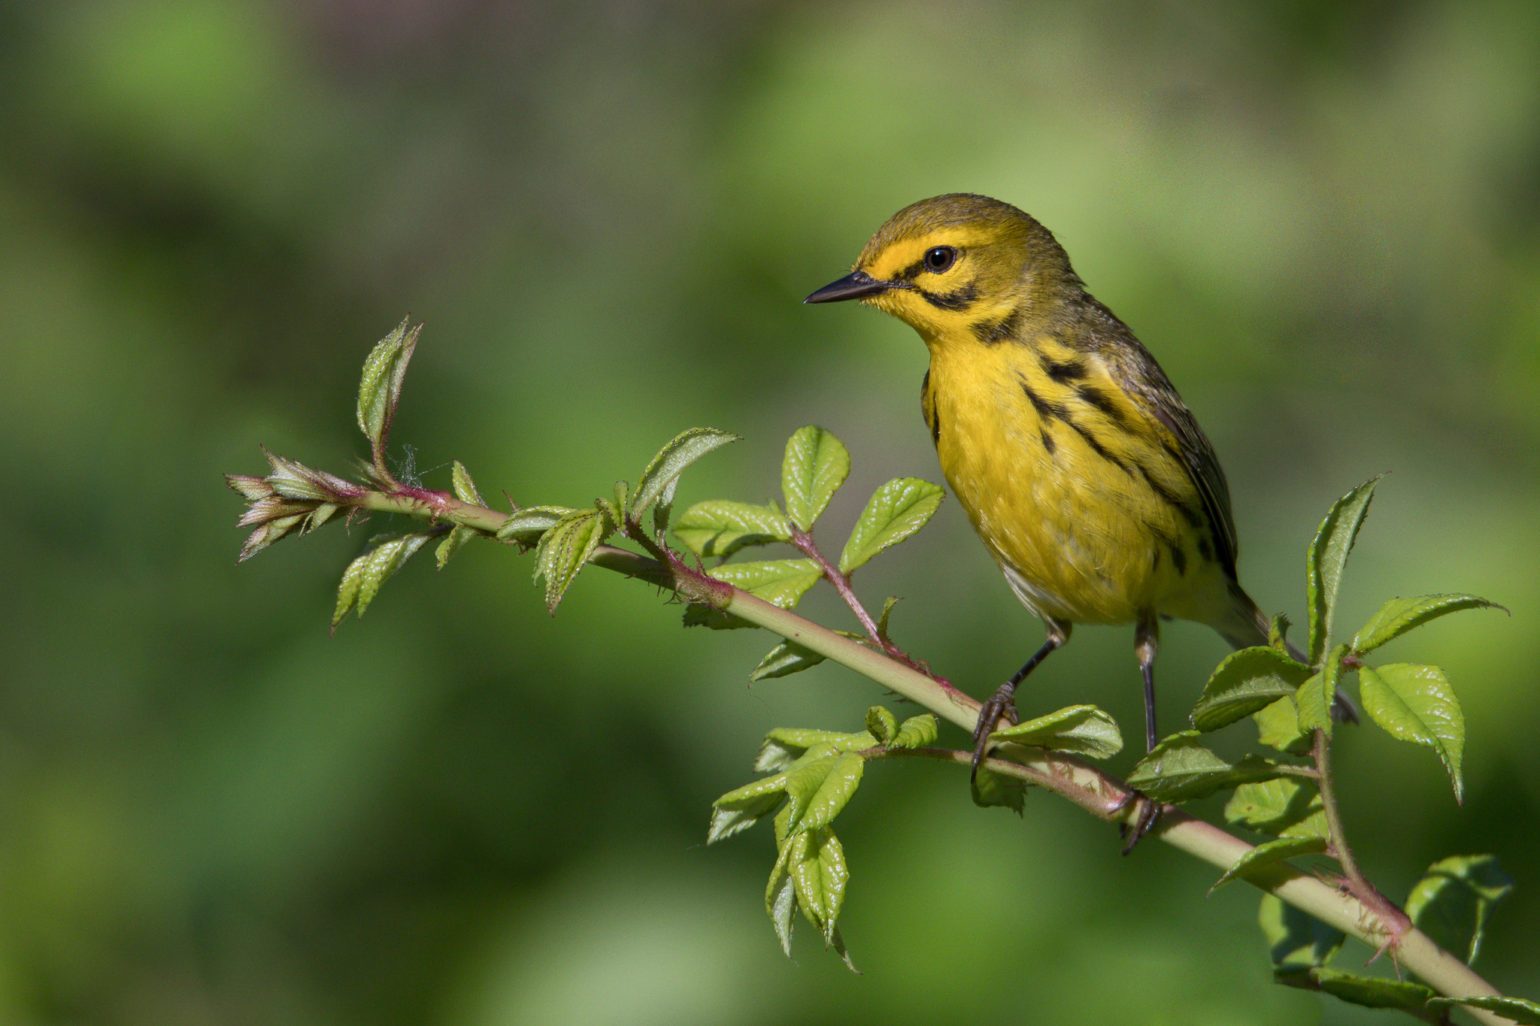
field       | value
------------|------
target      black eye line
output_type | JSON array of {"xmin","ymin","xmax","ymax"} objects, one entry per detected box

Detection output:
[{"xmin": 892, "ymin": 246, "xmax": 962, "ymax": 282}]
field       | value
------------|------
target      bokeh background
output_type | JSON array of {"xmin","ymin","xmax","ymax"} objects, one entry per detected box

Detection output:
[{"xmin": 4, "ymin": 1, "xmax": 1538, "ymax": 1023}]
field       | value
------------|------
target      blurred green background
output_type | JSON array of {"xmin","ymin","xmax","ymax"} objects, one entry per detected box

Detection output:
[{"xmin": 4, "ymin": 1, "xmax": 1538, "ymax": 1023}]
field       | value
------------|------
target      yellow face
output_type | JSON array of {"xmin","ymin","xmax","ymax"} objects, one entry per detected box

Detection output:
[{"xmin": 806, "ymin": 193, "xmax": 1071, "ymax": 346}]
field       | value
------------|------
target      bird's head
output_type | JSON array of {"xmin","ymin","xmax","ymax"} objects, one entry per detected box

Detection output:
[{"xmin": 805, "ymin": 193, "xmax": 1079, "ymax": 345}]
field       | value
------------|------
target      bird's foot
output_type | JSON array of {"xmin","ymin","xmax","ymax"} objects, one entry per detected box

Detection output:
[
  {"xmin": 969, "ymin": 684, "xmax": 1020, "ymax": 780},
  {"xmin": 1114, "ymin": 789, "xmax": 1163, "ymax": 854}
]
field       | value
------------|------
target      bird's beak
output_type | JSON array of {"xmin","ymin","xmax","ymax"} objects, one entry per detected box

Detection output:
[{"xmin": 803, "ymin": 269, "xmax": 891, "ymax": 304}]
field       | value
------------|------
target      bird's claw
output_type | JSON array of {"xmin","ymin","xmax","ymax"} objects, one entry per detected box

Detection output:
[
  {"xmin": 969, "ymin": 685, "xmax": 1020, "ymax": 780},
  {"xmin": 1115, "ymin": 790, "xmax": 1163, "ymax": 854}
]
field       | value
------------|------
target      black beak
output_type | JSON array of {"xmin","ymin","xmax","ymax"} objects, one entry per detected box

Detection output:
[{"xmin": 803, "ymin": 269, "xmax": 891, "ymax": 304}]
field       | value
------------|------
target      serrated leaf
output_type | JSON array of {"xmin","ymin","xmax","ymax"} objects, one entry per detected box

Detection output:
[
  {"xmin": 331, "ymin": 533, "xmax": 431, "ymax": 628},
  {"xmin": 673, "ymin": 500, "xmax": 793, "ymax": 557},
  {"xmin": 1351, "ymin": 593, "xmax": 1505, "ymax": 655},
  {"xmin": 450, "ymin": 460, "xmax": 484, "ymax": 505},
  {"xmin": 755, "ymin": 729, "xmax": 874, "ymax": 773},
  {"xmin": 706, "ymin": 558, "xmax": 822, "ymax": 609},
  {"xmin": 876, "ymin": 595, "xmax": 900, "ymax": 642},
  {"xmin": 766, "ymin": 841, "xmax": 796, "ymax": 957},
  {"xmin": 1127, "ymin": 731, "xmax": 1286, "ymax": 802},
  {"xmin": 838, "ymin": 477, "xmax": 944, "ymax": 574},
  {"xmin": 891, "ymin": 713, "xmax": 938, "ymax": 750},
  {"xmin": 750, "ymin": 639, "xmax": 829, "ymax": 681},
  {"xmin": 1297, "ymin": 644, "xmax": 1347, "ymax": 733},
  {"xmin": 793, "ymin": 752, "xmax": 865, "ymax": 834},
  {"xmin": 356, "ymin": 317, "xmax": 421, "ymax": 453},
  {"xmin": 1405, "ymin": 854, "xmax": 1514, "ymax": 965},
  {"xmin": 1212, "ymin": 836, "xmax": 1329, "ymax": 891},
  {"xmin": 1253, "ymin": 696, "xmax": 1311, "ymax": 755},
  {"xmin": 1279, "ymin": 967, "xmax": 1435, "ymax": 1012},
  {"xmin": 865, "ymin": 706, "xmax": 897, "ymax": 744},
  {"xmin": 1429, "ymin": 996, "xmax": 1540, "ymax": 1025},
  {"xmin": 1306, "ymin": 477, "xmax": 1379, "ymax": 665},
  {"xmin": 631, "ymin": 427, "xmax": 738, "ymax": 518},
  {"xmin": 434, "ymin": 526, "xmax": 476, "ymax": 568},
  {"xmin": 1191, "ymin": 647, "xmax": 1313, "ymax": 732},
  {"xmin": 1360, "ymin": 663, "xmax": 1465, "ymax": 802},
  {"xmin": 791, "ymin": 826, "xmax": 849, "ymax": 945},
  {"xmin": 781, "ymin": 426, "xmax": 851, "ymax": 531},
  {"xmin": 533, "ymin": 509, "xmax": 607, "ymax": 613},
  {"xmin": 971, "ymin": 765, "xmax": 1026, "ymax": 813},
  {"xmin": 1259, "ymin": 892, "xmax": 1344, "ymax": 968},
  {"xmin": 990, "ymin": 704, "xmax": 1124, "ymax": 759},
  {"xmin": 708, "ymin": 773, "xmax": 789, "ymax": 844},
  {"xmin": 495, "ymin": 505, "xmax": 577, "ymax": 544},
  {"xmin": 651, "ymin": 474, "xmax": 676, "ymax": 536},
  {"xmin": 1225, "ymin": 778, "xmax": 1327, "ymax": 839}
]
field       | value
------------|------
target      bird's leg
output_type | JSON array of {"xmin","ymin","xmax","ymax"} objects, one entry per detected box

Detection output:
[
  {"xmin": 969, "ymin": 624, "xmax": 1069, "ymax": 779},
  {"xmin": 1120, "ymin": 614, "xmax": 1163, "ymax": 852}
]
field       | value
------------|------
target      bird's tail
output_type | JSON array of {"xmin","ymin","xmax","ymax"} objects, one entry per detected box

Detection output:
[{"xmin": 1220, "ymin": 586, "xmax": 1360, "ymax": 725}]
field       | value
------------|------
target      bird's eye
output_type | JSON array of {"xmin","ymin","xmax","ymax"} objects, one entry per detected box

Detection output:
[{"xmin": 924, "ymin": 246, "xmax": 957, "ymax": 273}]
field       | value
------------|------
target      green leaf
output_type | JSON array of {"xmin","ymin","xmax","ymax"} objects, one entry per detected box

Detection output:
[
  {"xmin": 1277, "ymin": 967, "xmax": 1435, "ymax": 1012},
  {"xmin": 630, "ymin": 427, "xmax": 739, "ymax": 518},
  {"xmin": 1191, "ymin": 647, "xmax": 1313, "ymax": 732},
  {"xmin": 838, "ymin": 477, "xmax": 944, "ymax": 574},
  {"xmin": 1306, "ymin": 477, "xmax": 1379, "ymax": 665},
  {"xmin": 876, "ymin": 595, "xmax": 900, "ymax": 642},
  {"xmin": 791, "ymin": 826, "xmax": 850, "ymax": 945},
  {"xmin": 891, "ymin": 713, "xmax": 938, "ymax": 750},
  {"xmin": 755, "ymin": 729, "xmax": 874, "ymax": 773},
  {"xmin": 1428, "ymin": 996, "xmax": 1540, "ymax": 1025},
  {"xmin": 792, "ymin": 752, "xmax": 865, "ymax": 834},
  {"xmin": 865, "ymin": 706, "xmax": 897, "ymax": 745},
  {"xmin": 708, "ymin": 773, "xmax": 789, "ymax": 844},
  {"xmin": 450, "ymin": 460, "xmax": 484, "ymax": 505},
  {"xmin": 434, "ymin": 527, "xmax": 475, "ymax": 569},
  {"xmin": 1259, "ymin": 892, "xmax": 1344, "ymax": 969},
  {"xmin": 356, "ymin": 317, "xmax": 421, "ymax": 455},
  {"xmin": 970, "ymin": 765, "xmax": 1026, "ymax": 813},
  {"xmin": 533, "ymin": 509, "xmax": 608, "ymax": 613},
  {"xmin": 1296, "ymin": 644, "xmax": 1347, "ymax": 734},
  {"xmin": 781, "ymin": 426, "xmax": 851, "ymax": 531},
  {"xmin": 1225, "ymin": 778, "xmax": 1327, "ymax": 839},
  {"xmin": 331, "ymin": 533, "xmax": 432, "ymax": 628},
  {"xmin": 990, "ymin": 704, "xmax": 1123, "ymax": 759},
  {"xmin": 495, "ymin": 504, "xmax": 578, "ymax": 545},
  {"xmin": 1212, "ymin": 836, "xmax": 1328, "ymax": 891},
  {"xmin": 673, "ymin": 499, "xmax": 792, "ymax": 557},
  {"xmin": 1253, "ymin": 696, "xmax": 1311, "ymax": 755},
  {"xmin": 1351, "ymin": 593, "xmax": 1505, "ymax": 655},
  {"xmin": 750, "ymin": 639, "xmax": 829, "ymax": 681},
  {"xmin": 1127, "ymin": 731, "xmax": 1286, "ymax": 803},
  {"xmin": 1405, "ymin": 854, "xmax": 1514, "ymax": 965},
  {"xmin": 650, "ymin": 475, "xmax": 676, "ymax": 536},
  {"xmin": 766, "ymin": 840, "xmax": 797, "ymax": 957},
  {"xmin": 706, "ymin": 558, "xmax": 822, "ymax": 609},
  {"xmin": 1360, "ymin": 663, "xmax": 1465, "ymax": 802}
]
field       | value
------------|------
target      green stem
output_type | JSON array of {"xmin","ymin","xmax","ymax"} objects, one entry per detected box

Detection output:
[{"xmin": 347, "ymin": 484, "xmax": 1511, "ymax": 1023}]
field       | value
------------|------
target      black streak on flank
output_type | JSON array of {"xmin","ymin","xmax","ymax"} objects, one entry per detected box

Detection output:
[
  {"xmin": 1134, "ymin": 462, "xmax": 1203, "ymax": 529},
  {"xmin": 1043, "ymin": 358, "xmax": 1087, "ymax": 383},
  {"xmin": 1018, "ymin": 376, "xmax": 1067, "ymax": 421},
  {"xmin": 1075, "ymin": 384, "xmax": 1129, "ymax": 427},
  {"xmin": 1040, "ymin": 427, "xmax": 1056, "ymax": 455},
  {"xmin": 1020, "ymin": 373, "xmax": 1131, "ymax": 476},
  {"xmin": 970, "ymin": 308, "xmax": 1023, "ymax": 345},
  {"xmin": 1198, "ymin": 536, "xmax": 1213, "ymax": 563},
  {"xmin": 1168, "ymin": 540, "xmax": 1188, "ymax": 576},
  {"xmin": 919, "ymin": 281, "xmax": 979, "ymax": 311}
]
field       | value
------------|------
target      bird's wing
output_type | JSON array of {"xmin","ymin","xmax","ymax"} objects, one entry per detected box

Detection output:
[{"xmin": 1093, "ymin": 309, "xmax": 1239, "ymax": 576}]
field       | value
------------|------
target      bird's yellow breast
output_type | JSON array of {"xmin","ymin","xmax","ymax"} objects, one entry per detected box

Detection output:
[{"xmin": 924, "ymin": 334, "xmax": 1224, "ymax": 626}]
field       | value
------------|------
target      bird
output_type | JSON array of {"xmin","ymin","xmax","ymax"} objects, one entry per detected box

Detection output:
[{"xmin": 804, "ymin": 193, "xmax": 1349, "ymax": 845}]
